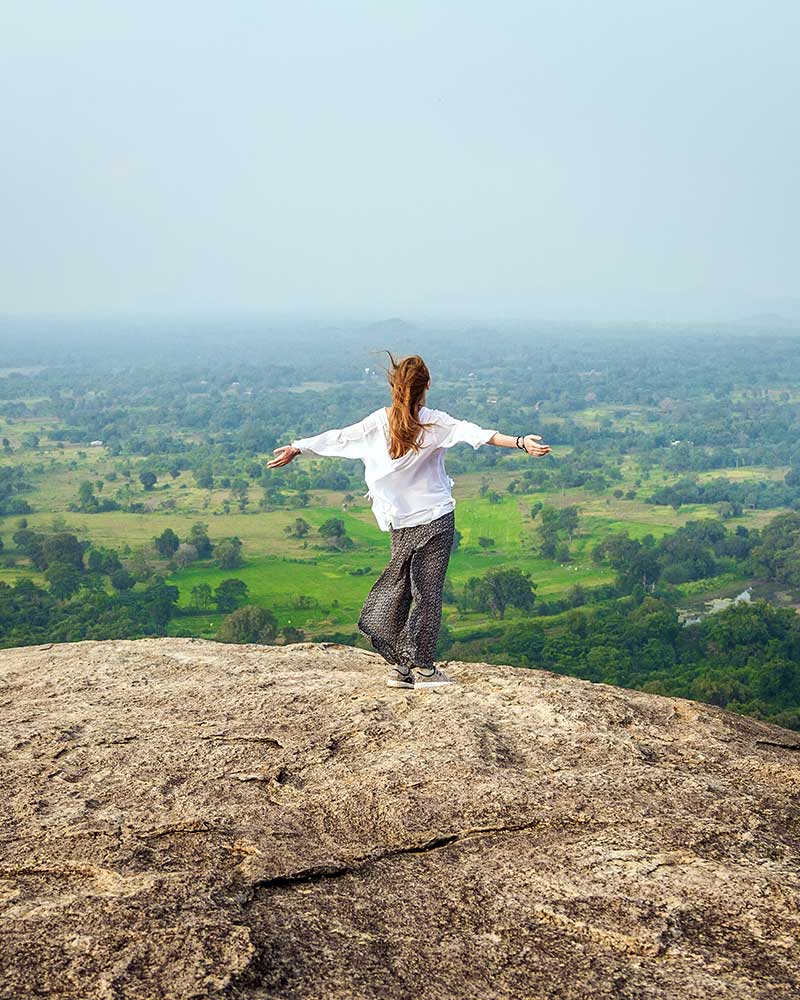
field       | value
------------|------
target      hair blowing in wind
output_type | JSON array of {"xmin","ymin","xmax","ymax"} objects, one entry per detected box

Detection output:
[{"xmin": 383, "ymin": 351, "xmax": 436, "ymax": 459}]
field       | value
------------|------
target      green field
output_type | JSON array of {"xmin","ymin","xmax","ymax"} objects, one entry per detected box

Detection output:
[
  {"xmin": 154, "ymin": 494, "xmax": 622, "ymax": 639},
  {"xmin": 2, "ymin": 455, "xmax": 790, "ymax": 643},
  {"xmin": 1, "ymin": 395, "xmax": 793, "ymax": 646}
]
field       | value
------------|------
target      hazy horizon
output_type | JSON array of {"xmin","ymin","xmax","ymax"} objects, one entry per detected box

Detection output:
[{"xmin": 1, "ymin": 1, "xmax": 798, "ymax": 323}]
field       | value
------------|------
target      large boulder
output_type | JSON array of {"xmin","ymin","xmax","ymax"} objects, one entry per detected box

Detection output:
[{"xmin": 1, "ymin": 638, "xmax": 799, "ymax": 999}]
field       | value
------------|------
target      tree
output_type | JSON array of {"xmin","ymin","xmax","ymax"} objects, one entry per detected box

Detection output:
[
  {"xmin": 538, "ymin": 505, "xmax": 576, "ymax": 559},
  {"xmin": 191, "ymin": 583, "xmax": 213, "ymax": 610},
  {"xmin": 174, "ymin": 543, "xmax": 198, "ymax": 568},
  {"xmin": 139, "ymin": 470, "xmax": 157, "ymax": 491},
  {"xmin": 285, "ymin": 517, "xmax": 310, "ymax": 538},
  {"xmin": 87, "ymin": 549, "xmax": 104, "ymax": 573},
  {"xmin": 44, "ymin": 564, "xmax": 82, "ymax": 600},
  {"xmin": 43, "ymin": 533, "xmax": 85, "ymax": 571},
  {"xmin": 194, "ymin": 468, "xmax": 214, "ymax": 490},
  {"xmin": 567, "ymin": 583, "xmax": 588, "ymax": 607},
  {"xmin": 230, "ymin": 476, "xmax": 249, "ymax": 499},
  {"xmin": 585, "ymin": 645, "xmax": 627, "ymax": 681},
  {"xmin": 218, "ymin": 605, "xmax": 277, "ymax": 644},
  {"xmin": 13, "ymin": 528, "xmax": 45, "ymax": 568},
  {"xmin": 558, "ymin": 506, "xmax": 580, "ymax": 537},
  {"xmin": 785, "ymin": 466, "xmax": 800, "ymax": 488},
  {"xmin": 87, "ymin": 547, "xmax": 122, "ymax": 575},
  {"xmin": 78, "ymin": 481, "xmax": 97, "ymax": 511},
  {"xmin": 318, "ymin": 518, "xmax": 352, "ymax": 551},
  {"xmin": 539, "ymin": 529, "xmax": 558, "ymax": 560},
  {"xmin": 154, "ymin": 528, "xmax": 180, "ymax": 558},
  {"xmin": 128, "ymin": 545, "xmax": 155, "ymax": 581},
  {"xmin": 319, "ymin": 518, "xmax": 346, "ymax": 538},
  {"xmin": 140, "ymin": 578, "xmax": 180, "ymax": 628},
  {"xmin": 215, "ymin": 537, "xmax": 244, "ymax": 569},
  {"xmin": 464, "ymin": 568, "xmax": 537, "ymax": 619},
  {"xmin": 110, "ymin": 569, "xmax": 135, "ymax": 591},
  {"xmin": 753, "ymin": 657, "xmax": 798, "ymax": 701},
  {"xmin": 749, "ymin": 512, "xmax": 800, "ymax": 587},
  {"xmin": 188, "ymin": 523, "xmax": 213, "ymax": 558},
  {"xmin": 503, "ymin": 621, "xmax": 546, "ymax": 662},
  {"xmin": 214, "ymin": 578, "xmax": 249, "ymax": 612}
]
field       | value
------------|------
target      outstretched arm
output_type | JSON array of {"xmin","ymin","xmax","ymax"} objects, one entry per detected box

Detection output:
[
  {"xmin": 434, "ymin": 409, "xmax": 550, "ymax": 456},
  {"xmin": 487, "ymin": 432, "xmax": 551, "ymax": 456},
  {"xmin": 267, "ymin": 417, "xmax": 370, "ymax": 469}
]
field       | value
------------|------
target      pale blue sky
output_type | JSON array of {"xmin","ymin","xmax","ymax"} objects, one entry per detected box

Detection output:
[{"xmin": 1, "ymin": 1, "xmax": 797, "ymax": 322}]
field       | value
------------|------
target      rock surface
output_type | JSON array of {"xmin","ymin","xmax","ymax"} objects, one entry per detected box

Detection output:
[{"xmin": 2, "ymin": 637, "xmax": 800, "ymax": 1000}]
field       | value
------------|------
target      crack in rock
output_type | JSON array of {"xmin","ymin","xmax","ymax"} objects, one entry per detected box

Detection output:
[
  {"xmin": 196, "ymin": 734, "xmax": 284, "ymax": 748},
  {"xmin": 249, "ymin": 816, "xmax": 555, "ymax": 894}
]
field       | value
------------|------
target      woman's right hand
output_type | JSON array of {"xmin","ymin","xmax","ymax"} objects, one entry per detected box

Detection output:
[
  {"xmin": 267, "ymin": 445, "xmax": 300, "ymax": 469},
  {"xmin": 522, "ymin": 434, "xmax": 551, "ymax": 457}
]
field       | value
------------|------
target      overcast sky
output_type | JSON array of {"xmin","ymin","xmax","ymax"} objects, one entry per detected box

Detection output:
[{"xmin": 1, "ymin": 1, "xmax": 798, "ymax": 323}]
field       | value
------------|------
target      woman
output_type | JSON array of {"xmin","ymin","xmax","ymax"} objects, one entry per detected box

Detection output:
[{"xmin": 267, "ymin": 352, "xmax": 551, "ymax": 690}]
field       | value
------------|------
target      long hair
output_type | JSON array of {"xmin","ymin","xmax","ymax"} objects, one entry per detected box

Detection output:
[{"xmin": 382, "ymin": 351, "xmax": 436, "ymax": 459}]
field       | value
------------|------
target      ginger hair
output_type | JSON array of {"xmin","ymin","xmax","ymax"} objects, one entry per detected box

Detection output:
[{"xmin": 382, "ymin": 351, "xmax": 436, "ymax": 459}]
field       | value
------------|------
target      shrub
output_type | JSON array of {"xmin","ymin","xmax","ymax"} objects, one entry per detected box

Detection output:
[{"xmin": 217, "ymin": 605, "xmax": 277, "ymax": 644}]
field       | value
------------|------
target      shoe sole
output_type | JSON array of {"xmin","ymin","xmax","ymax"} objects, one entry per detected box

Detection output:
[
  {"xmin": 414, "ymin": 679, "xmax": 455, "ymax": 689},
  {"xmin": 387, "ymin": 679, "xmax": 415, "ymax": 688}
]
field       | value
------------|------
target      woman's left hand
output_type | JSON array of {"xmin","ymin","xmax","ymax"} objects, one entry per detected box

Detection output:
[
  {"xmin": 522, "ymin": 434, "xmax": 551, "ymax": 457},
  {"xmin": 267, "ymin": 445, "xmax": 300, "ymax": 469}
]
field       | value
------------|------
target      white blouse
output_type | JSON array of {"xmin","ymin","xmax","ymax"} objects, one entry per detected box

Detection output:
[{"xmin": 291, "ymin": 405, "xmax": 498, "ymax": 531}]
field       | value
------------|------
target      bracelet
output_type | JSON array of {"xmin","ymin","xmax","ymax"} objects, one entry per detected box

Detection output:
[{"xmin": 516, "ymin": 435, "xmax": 528, "ymax": 453}]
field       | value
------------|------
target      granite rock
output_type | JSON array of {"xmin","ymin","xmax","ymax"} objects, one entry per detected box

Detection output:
[{"xmin": 1, "ymin": 638, "xmax": 799, "ymax": 999}]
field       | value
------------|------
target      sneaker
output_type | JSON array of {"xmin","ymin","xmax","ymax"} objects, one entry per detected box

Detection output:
[
  {"xmin": 387, "ymin": 665, "xmax": 415, "ymax": 689},
  {"xmin": 412, "ymin": 665, "xmax": 455, "ymax": 689}
]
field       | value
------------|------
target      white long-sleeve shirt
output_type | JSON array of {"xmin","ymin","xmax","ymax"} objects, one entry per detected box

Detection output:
[{"xmin": 290, "ymin": 405, "xmax": 498, "ymax": 531}]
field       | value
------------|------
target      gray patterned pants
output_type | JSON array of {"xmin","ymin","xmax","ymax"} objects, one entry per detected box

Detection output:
[{"xmin": 357, "ymin": 510, "xmax": 455, "ymax": 670}]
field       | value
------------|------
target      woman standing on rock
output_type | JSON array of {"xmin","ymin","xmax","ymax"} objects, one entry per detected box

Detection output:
[{"xmin": 267, "ymin": 352, "xmax": 551, "ymax": 690}]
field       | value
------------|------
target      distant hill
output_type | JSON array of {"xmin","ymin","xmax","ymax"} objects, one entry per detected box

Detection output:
[{"xmin": 363, "ymin": 316, "xmax": 420, "ymax": 337}]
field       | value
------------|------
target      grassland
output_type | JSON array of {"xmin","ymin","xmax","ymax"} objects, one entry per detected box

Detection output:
[
  {"xmin": 2, "ymin": 439, "xmax": 790, "ymax": 643},
  {"xmin": 2, "ymin": 401, "xmax": 793, "ymax": 644}
]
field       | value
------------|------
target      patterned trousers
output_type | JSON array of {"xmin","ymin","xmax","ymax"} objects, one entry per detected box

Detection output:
[{"xmin": 357, "ymin": 509, "xmax": 455, "ymax": 670}]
